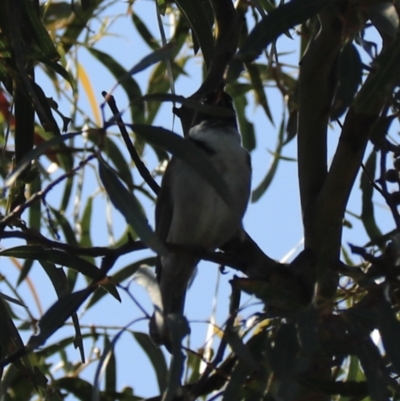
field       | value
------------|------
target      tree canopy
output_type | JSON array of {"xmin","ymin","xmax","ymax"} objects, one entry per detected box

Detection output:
[{"xmin": 1, "ymin": 0, "xmax": 400, "ymax": 400}]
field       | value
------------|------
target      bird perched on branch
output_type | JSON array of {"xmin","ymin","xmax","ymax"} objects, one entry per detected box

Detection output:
[{"xmin": 150, "ymin": 88, "xmax": 251, "ymax": 348}]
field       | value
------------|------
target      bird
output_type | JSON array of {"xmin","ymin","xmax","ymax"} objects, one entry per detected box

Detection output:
[{"xmin": 150, "ymin": 88, "xmax": 251, "ymax": 348}]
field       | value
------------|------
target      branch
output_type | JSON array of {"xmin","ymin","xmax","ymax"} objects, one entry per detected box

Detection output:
[
  {"xmin": 298, "ymin": 12, "xmax": 342, "ymax": 238},
  {"xmin": 102, "ymin": 91, "xmax": 160, "ymax": 195},
  {"xmin": 308, "ymin": 27, "xmax": 400, "ymax": 260}
]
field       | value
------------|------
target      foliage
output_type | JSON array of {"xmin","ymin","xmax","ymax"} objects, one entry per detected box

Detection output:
[{"xmin": 1, "ymin": 0, "xmax": 400, "ymax": 400}]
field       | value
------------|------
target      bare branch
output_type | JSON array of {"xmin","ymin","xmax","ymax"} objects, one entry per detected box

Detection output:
[{"xmin": 102, "ymin": 91, "xmax": 160, "ymax": 195}]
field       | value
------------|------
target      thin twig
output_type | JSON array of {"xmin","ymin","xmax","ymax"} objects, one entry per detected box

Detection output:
[
  {"xmin": 101, "ymin": 91, "xmax": 160, "ymax": 195},
  {"xmin": 0, "ymin": 154, "xmax": 96, "ymax": 229}
]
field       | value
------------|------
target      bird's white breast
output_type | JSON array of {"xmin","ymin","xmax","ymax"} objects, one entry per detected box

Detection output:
[{"xmin": 166, "ymin": 123, "xmax": 251, "ymax": 249}]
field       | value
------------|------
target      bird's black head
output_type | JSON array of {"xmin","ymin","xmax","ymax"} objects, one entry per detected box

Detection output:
[{"xmin": 191, "ymin": 88, "xmax": 238, "ymax": 130}]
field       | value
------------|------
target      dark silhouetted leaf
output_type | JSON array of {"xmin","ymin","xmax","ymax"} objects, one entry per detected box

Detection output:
[
  {"xmin": 52, "ymin": 377, "xmax": 94, "ymax": 401},
  {"xmin": 360, "ymin": 150, "xmax": 382, "ymax": 243},
  {"xmin": 22, "ymin": 0, "xmax": 60, "ymax": 61},
  {"xmin": 0, "ymin": 246, "xmax": 100, "ymax": 279},
  {"xmin": 296, "ymin": 307, "xmax": 318, "ymax": 355},
  {"xmin": 28, "ymin": 288, "xmax": 94, "ymax": 349},
  {"xmin": 232, "ymin": 277, "xmax": 306, "ymax": 310},
  {"xmin": 222, "ymin": 359, "xmax": 249, "ymax": 401},
  {"xmin": 270, "ymin": 323, "xmax": 300, "ymax": 379},
  {"xmin": 98, "ymin": 157, "xmax": 166, "ymax": 254},
  {"xmin": 357, "ymin": 336, "xmax": 389, "ymax": 401},
  {"xmin": 252, "ymin": 117, "xmax": 285, "ymax": 202},
  {"xmin": 87, "ymin": 130, "xmax": 134, "ymax": 188},
  {"xmin": 230, "ymin": 86, "xmax": 256, "ymax": 151},
  {"xmin": 133, "ymin": 332, "xmax": 168, "ymax": 393},
  {"xmin": 6, "ymin": 131, "xmax": 81, "ymax": 187},
  {"xmin": 88, "ymin": 48, "xmax": 144, "ymax": 125},
  {"xmin": 377, "ymin": 301, "xmax": 400, "ymax": 376},
  {"xmin": 224, "ymin": 328, "xmax": 258, "ymax": 370},
  {"xmin": 368, "ymin": 2, "xmax": 399, "ymax": 38},
  {"xmin": 331, "ymin": 43, "xmax": 362, "ymax": 120},
  {"xmin": 88, "ymin": 257, "xmax": 156, "ymax": 308},
  {"xmin": 245, "ymin": 62, "xmax": 274, "ymax": 124},
  {"xmin": 175, "ymin": 0, "xmax": 214, "ymax": 68},
  {"xmin": 228, "ymin": 0, "xmax": 329, "ymax": 80},
  {"xmin": 354, "ymin": 32, "xmax": 400, "ymax": 114},
  {"xmin": 131, "ymin": 13, "xmax": 160, "ymax": 51}
]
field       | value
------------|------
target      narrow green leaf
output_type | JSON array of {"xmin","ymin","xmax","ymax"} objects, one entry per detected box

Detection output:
[
  {"xmin": 28, "ymin": 288, "xmax": 94, "ymax": 349},
  {"xmin": 17, "ymin": 260, "xmax": 34, "ymax": 286},
  {"xmin": 229, "ymin": 86, "xmax": 256, "ymax": 151},
  {"xmin": 98, "ymin": 157, "xmax": 166, "ymax": 254},
  {"xmin": 0, "ymin": 298, "xmax": 38, "ymax": 390},
  {"xmin": 28, "ymin": 175, "xmax": 41, "ymax": 230},
  {"xmin": 360, "ymin": 150, "xmax": 382, "ymax": 243},
  {"xmin": 31, "ymin": 82, "xmax": 61, "ymax": 137},
  {"xmin": 36, "ymin": 333, "xmax": 94, "ymax": 359},
  {"xmin": 72, "ymin": 312, "xmax": 85, "ymax": 364},
  {"xmin": 59, "ymin": 0, "xmax": 103, "ymax": 54},
  {"xmin": 60, "ymin": 176, "xmax": 74, "ymax": 213},
  {"xmin": 222, "ymin": 359, "xmax": 249, "ymax": 401},
  {"xmin": 133, "ymin": 332, "xmax": 168, "ymax": 393},
  {"xmin": 145, "ymin": 15, "xmax": 190, "ymax": 124},
  {"xmin": 38, "ymin": 260, "xmax": 85, "ymax": 362},
  {"xmin": 6, "ymin": 131, "xmax": 81, "ymax": 187},
  {"xmin": 52, "ymin": 377, "xmax": 95, "ymax": 401},
  {"xmin": 39, "ymin": 58, "xmax": 76, "ymax": 91},
  {"xmin": 88, "ymin": 48, "xmax": 144, "ymax": 125},
  {"xmin": 50, "ymin": 207, "xmax": 79, "ymax": 247},
  {"xmin": 79, "ymin": 196, "xmax": 94, "ymax": 258},
  {"xmin": 245, "ymin": 63, "xmax": 274, "ymax": 124},
  {"xmin": 131, "ymin": 13, "xmax": 160, "ymax": 51},
  {"xmin": 224, "ymin": 328, "xmax": 258, "ymax": 370},
  {"xmin": 368, "ymin": 2, "xmax": 399, "ymax": 38},
  {"xmin": 356, "ymin": 336, "xmax": 389, "ymax": 401},
  {"xmin": 124, "ymin": 43, "xmax": 175, "ymax": 80},
  {"xmin": 22, "ymin": 0, "xmax": 60, "ymax": 61},
  {"xmin": 0, "ymin": 246, "xmax": 101, "ymax": 280},
  {"xmin": 87, "ymin": 130, "xmax": 134, "ymax": 188},
  {"xmin": 346, "ymin": 355, "xmax": 365, "ymax": 382},
  {"xmin": 104, "ymin": 335, "xmax": 117, "ymax": 395},
  {"xmin": 39, "ymin": 261, "xmax": 69, "ymax": 296},
  {"xmin": 87, "ymin": 257, "xmax": 156, "ymax": 308},
  {"xmin": 228, "ymin": 0, "xmax": 329, "ymax": 80},
  {"xmin": 251, "ymin": 117, "xmax": 285, "ymax": 202},
  {"xmin": 354, "ymin": 31, "xmax": 400, "ymax": 114},
  {"xmin": 14, "ymin": 79, "xmax": 34, "ymax": 171},
  {"xmin": 174, "ymin": 0, "xmax": 214, "ymax": 68},
  {"xmin": 0, "ymin": 293, "xmax": 27, "ymax": 308},
  {"xmin": 331, "ymin": 43, "xmax": 362, "ymax": 120},
  {"xmin": 377, "ymin": 302, "xmax": 400, "ymax": 376}
]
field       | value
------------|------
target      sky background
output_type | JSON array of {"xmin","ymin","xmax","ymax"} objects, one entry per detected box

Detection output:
[{"xmin": 1, "ymin": 0, "xmax": 396, "ymax": 399}]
